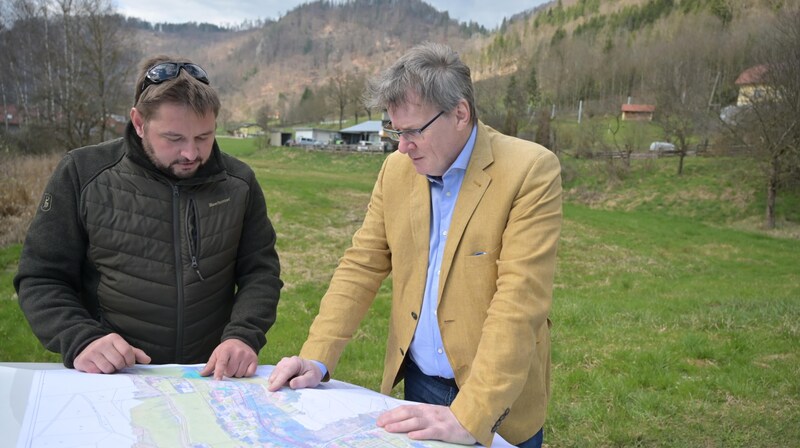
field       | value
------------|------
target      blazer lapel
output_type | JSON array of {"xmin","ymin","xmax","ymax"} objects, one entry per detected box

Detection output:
[
  {"xmin": 438, "ymin": 122, "xmax": 494, "ymax": 299},
  {"xmin": 409, "ymin": 170, "xmax": 432, "ymax": 266}
]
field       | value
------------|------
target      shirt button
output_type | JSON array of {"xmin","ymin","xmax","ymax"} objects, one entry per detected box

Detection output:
[
  {"xmin": 437, "ymin": 348, "xmax": 443, "ymax": 354},
  {"xmin": 446, "ymin": 191, "xmax": 452, "ymax": 197},
  {"xmin": 442, "ymin": 230, "xmax": 448, "ymax": 236}
]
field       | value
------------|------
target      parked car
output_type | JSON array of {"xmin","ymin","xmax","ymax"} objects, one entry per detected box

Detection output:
[
  {"xmin": 298, "ymin": 137, "xmax": 324, "ymax": 146},
  {"xmin": 357, "ymin": 140, "xmax": 375, "ymax": 151},
  {"xmin": 649, "ymin": 141, "xmax": 676, "ymax": 152},
  {"xmin": 357, "ymin": 140, "xmax": 385, "ymax": 152}
]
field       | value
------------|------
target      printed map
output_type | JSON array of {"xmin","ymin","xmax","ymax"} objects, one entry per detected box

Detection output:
[{"xmin": 16, "ymin": 365, "xmax": 462, "ymax": 447}]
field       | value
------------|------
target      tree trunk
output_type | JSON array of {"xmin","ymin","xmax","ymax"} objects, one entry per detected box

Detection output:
[
  {"xmin": 677, "ymin": 152, "xmax": 685, "ymax": 175},
  {"xmin": 765, "ymin": 156, "xmax": 779, "ymax": 229}
]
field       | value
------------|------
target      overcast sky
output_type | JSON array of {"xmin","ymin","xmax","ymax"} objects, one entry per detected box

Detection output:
[{"xmin": 112, "ymin": 0, "xmax": 548, "ymax": 31}]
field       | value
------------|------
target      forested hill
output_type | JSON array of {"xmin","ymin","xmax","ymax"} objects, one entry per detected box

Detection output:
[
  {"xmin": 1, "ymin": 0, "xmax": 788, "ymax": 129},
  {"xmin": 468, "ymin": 0, "xmax": 784, "ymax": 114},
  {"xmin": 132, "ymin": 0, "xmax": 490, "ymax": 121},
  {"xmin": 130, "ymin": 0, "xmax": 784, "ymax": 126}
]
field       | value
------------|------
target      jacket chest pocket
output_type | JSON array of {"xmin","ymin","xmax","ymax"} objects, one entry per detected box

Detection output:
[{"xmin": 461, "ymin": 245, "xmax": 500, "ymax": 302}]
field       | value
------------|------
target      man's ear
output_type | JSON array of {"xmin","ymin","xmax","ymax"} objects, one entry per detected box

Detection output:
[
  {"xmin": 130, "ymin": 107, "xmax": 145, "ymax": 137},
  {"xmin": 454, "ymin": 99, "xmax": 471, "ymax": 130}
]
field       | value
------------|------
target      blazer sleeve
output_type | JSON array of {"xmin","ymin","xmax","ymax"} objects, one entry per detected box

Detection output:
[{"xmin": 299, "ymin": 157, "xmax": 394, "ymax": 375}]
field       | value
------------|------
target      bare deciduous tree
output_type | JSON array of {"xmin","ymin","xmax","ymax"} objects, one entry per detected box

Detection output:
[
  {"xmin": 326, "ymin": 68, "xmax": 351, "ymax": 129},
  {"xmin": 347, "ymin": 71, "xmax": 368, "ymax": 123},
  {"xmin": 608, "ymin": 116, "xmax": 647, "ymax": 169},
  {"xmin": 652, "ymin": 21, "xmax": 719, "ymax": 175},
  {"xmin": 0, "ymin": 0, "xmax": 138, "ymax": 152},
  {"xmin": 728, "ymin": 9, "xmax": 800, "ymax": 229},
  {"xmin": 77, "ymin": 0, "xmax": 137, "ymax": 141},
  {"xmin": 255, "ymin": 102, "xmax": 273, "ymax": 131}
]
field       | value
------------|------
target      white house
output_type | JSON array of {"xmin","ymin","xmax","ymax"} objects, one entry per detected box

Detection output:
[
  {"xmin": 339, "ymin": 120, "xmax": 383, "ymax": 145},
  {"xmin": 293, "ymin": 127, "xmax": 339, "ymax": 144}
]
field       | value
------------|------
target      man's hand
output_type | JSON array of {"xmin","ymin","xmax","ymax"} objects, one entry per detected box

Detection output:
[
  {"xmin": 377, "ymin": 404, "xmax": 477, "ymax": 445},
  {"xmin": 267, "ymin": 356, "xmax": 323, "ymax": 392},
  {"xmin": 199, "ymin": 339, "xmax": 258, "ymax": 380},
  {"xmin": 74, "ymin": 333, "xmax": 151, "ymax": 374}
]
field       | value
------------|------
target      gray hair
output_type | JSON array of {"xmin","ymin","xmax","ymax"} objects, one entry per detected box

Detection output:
[{"xmin": 364, "ymin": 42, "xmax": 477, "ymax": 124}]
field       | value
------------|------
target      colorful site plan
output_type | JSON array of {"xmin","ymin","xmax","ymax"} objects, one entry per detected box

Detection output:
[{"xmin": 13, "ymin": 364, "xmax": 509, "ymax": 447}]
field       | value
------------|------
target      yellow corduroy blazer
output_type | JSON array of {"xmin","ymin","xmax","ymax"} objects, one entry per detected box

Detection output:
[{"xmin": 300, "ymin": 121, "xmax": 562, "ymax": 446}]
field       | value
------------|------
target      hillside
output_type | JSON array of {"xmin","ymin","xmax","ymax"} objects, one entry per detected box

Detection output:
[
  {"xmin": 2, "ymin": 0, "xmax": 794, "ymax": 169},
  {"xmin": 125, "ymin": 0, "xmax": 788, "ymax": 125},
  {"xmin": 134, "ymin": 0, "xmax": 488, "ymax": 120}
]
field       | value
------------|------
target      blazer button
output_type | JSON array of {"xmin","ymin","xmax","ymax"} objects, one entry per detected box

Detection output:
[
  {"xmin": 491, "ymin": 408, "xmax": 510, "ymax": 433},
  {"xmin": 411, "ymin": 311, "xmax": 418, "ymax": 320}
]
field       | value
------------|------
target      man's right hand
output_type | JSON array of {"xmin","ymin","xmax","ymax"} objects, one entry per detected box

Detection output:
[
  {"xmin": 267, "ymin": 356, "xmax": 323, "ymax": 392},
  {"xmin": 73, "ymin": 333, "xmax": 151, "ymax": 374}
]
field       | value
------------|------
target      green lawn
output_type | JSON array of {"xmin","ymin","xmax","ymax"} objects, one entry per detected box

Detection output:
[{"xmin": 1, "ymin": 138, "xmax": 798, "ymax": 446}]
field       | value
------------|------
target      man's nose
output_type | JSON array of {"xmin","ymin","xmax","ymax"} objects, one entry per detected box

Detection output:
[
  {"xmin": 180, "ymin": 142, "xmax": 199, "ymax": 161},
  {"xmin": 397, "ymin": 138, "xmax": 414, "ymax": 154}
]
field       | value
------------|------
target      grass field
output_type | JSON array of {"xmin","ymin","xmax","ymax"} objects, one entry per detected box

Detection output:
[{"xmin": 1, "ymin": 136, "xmax": 798, "ymax": 447}]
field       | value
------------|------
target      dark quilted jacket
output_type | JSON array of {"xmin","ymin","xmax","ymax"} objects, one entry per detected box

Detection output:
[{"xmin": 15, "ymin": 123, "xmax": 282, "ymax": 367}]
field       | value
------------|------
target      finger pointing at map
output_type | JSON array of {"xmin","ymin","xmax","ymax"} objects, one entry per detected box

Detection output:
[
  {"xmin": 268, "ymin": 356, "xmax": 323, "ymax": 391},
  {"xmin": 199, "ymin": 338, "xmax": 259, "ymax": 380},
  {"xmin": 74, "ymin": 333, "xmax": 151, "ymax": 374}
]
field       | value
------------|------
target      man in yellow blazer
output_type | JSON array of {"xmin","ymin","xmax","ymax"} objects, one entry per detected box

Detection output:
[{"xmin": 269, "ymin": 42, "xmax": 562, "ymax": 447}]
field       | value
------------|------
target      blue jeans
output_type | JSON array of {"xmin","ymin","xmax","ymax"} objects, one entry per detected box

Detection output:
[{"xmin": 403, "ymin": 360, "xmax": 543, "ymax": 448}]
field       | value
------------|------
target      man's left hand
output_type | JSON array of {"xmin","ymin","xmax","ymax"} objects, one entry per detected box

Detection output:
[
  {"xmin": 377, "ymin": 403, "xmax": 476, "ymax": 445},
  {"xmin": 199, "ymin": 339, "xmax": 258, "ymax": 380}
]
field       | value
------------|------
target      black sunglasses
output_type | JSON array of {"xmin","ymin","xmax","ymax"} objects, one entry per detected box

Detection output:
[{"xmin": 140, "ymin": 62, "xmax": 210, "ymax": 93}]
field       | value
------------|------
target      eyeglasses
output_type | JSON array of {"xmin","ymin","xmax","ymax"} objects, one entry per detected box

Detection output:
[
  {"xmin": 140, "ymin": 62, "xmax": 210, "ymax": 93},
  {"xmin": 383, "ymin": 111, "xmax": 445, "ymax": 142}
]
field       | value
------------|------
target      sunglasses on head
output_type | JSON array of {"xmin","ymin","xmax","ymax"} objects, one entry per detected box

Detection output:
[{"xmin": 140, "ymin": 62, "xmax": 210, "ymax": 93}]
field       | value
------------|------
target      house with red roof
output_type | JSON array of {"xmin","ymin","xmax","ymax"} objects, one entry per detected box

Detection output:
[
  {"xmin": 620, "ymin": 103, "xmax": 655, "ymax": 121},
  {"xmin": 735, "ymin": 64, "xmax": 771, "ymax": 106}
]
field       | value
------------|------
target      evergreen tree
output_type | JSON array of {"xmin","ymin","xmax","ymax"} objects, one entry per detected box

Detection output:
[
  {"xmin": 503, "ymin": 75, "xmax": 525, "ymax": 136},
  {"xmin": 526, "ymin": 64, "xmax": 541, "ymax": 114}
]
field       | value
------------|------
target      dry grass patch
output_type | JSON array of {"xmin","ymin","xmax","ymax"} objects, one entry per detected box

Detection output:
[
  {"xmin": 662, "ymin": 186, "xmax": 752, "ymax": 212},
  {"xmin": 692, "ymin": 243, "xmax": 740, "ymax": 259},
  {"xmin": 564, "ymin": 186, "xmax": 610, "ymax": 208},
  {"xmin": 729, "ymin": 215, "xmax": 800, "ymax": 239},
  {"xmin": 0, "ymin": 153, "xmax": 62, "ymax": 246}
]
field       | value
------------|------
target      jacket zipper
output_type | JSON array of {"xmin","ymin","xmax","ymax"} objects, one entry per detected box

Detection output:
[
  {"xmin": 186, "ymin": 196, "xmax": 205, "ymax": 281},
  {"xmin": 172, "ymin": 185, "xmax": 185, "ymax": 362}
]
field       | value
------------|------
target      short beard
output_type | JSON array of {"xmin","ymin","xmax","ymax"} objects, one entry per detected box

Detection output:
[{"xmin": 141, "ymin": 136, "xmax": 206, "ymax": 179}]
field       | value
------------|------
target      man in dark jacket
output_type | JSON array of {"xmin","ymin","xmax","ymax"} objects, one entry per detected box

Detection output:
[{"xmin": 14, "ymin": 56, "xmax": 283, "ymax": 380}]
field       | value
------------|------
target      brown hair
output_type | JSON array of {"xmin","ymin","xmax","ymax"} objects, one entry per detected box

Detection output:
[{"xmin": 133, "ymin": 55, "xmax": 221, "ymax": 121}]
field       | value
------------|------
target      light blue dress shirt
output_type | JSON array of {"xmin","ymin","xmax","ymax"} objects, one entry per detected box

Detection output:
[
  {"xmin": 313, "ymin": 125, "xmax": 478, "ymax": 381},
  {"xmin": 409, "ymin": 125, "xmax": 478, "ymax": 379}
]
